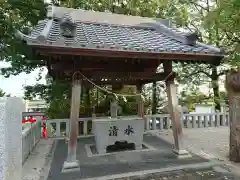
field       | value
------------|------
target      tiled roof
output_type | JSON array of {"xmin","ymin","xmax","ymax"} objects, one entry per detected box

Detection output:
[{"xmin": 16, "ymin": 6, "xmax": 224, "ymax": 56}]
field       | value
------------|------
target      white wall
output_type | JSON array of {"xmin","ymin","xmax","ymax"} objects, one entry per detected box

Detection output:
[{"xmin": 0, "ymin": 97, "xmax": 25, "ymax": 180}]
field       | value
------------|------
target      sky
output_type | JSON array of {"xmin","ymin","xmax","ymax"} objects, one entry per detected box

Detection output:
[{"xmin": 0, "ymin": 62, "xmax": 47, "ymax": 97}]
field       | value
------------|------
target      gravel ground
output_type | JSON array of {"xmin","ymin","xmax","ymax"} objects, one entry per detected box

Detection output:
[{"xmin": 152, "ymin": 127, "xmax": 230, "ymax": 161}]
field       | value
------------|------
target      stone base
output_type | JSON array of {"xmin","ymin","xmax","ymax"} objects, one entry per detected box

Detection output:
[
  {"xmin": 173, "ymin": 149, "xmax": 192, "ymax": 159},
  {"xmin": 135, "ymin": 144, "xmax": 142, "ymax": 150},
  {"xmin": 62, "ymin": 160, "xmax": 80, "ymax": 173},
  {"xmin": 93, "ymin": 117, "xmax": 144, "ymax": 156},
  {"xmin": 97, "ymin": 148, "xmax": 107, "ymax": 154}
]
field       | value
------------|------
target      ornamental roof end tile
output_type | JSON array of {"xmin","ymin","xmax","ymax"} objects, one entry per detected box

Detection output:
[{"xmin": 16, "ymin": 5, "xmax": 225, "ymax": 56}]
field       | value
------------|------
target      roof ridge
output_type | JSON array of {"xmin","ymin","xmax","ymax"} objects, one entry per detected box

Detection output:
[
  {"xmin": 46, "ymin": 5, "xmax": 161, "ymax": 21},
  {"xmin": 46, "ymin": 5, "xmax": 170, "ymax": 27}
]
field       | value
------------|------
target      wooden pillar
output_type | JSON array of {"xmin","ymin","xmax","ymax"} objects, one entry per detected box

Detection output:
[
  {"xmin": 136, "ymin": 84, "xmax": 144, "ymax": 117},
  {"xmin": 152, "ymin": 81, "xmax": 157, "ymax": 115},
  {"xmin": 226, "ymin": 69, "xmax": 240, "ymax": 162},
  {"xmin": 163, "ymin": 61, "xmax": 190, "ymax": 157},
  {"xmin": 63, "ymin": 79, "xmax": 82, "ymax": 170}
]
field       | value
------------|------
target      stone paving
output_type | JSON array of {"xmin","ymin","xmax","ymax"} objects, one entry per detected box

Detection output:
[
  {"xmin": 23, "ymin": 127, "xmax": 240, "ymax": 180},
  {"xmin": 113, "ymin": 167, "xmax": 236, "ymax": 180},
  {"xmin": 47, "ymin": 135, "xmax": 210, "ymax": 180},
  {"xmin": 80, "ymin": 163, "xmax": 240, "ymax": 180},
  {"xmin": 22, "ymin": 139, "xmax": 55, "ymax": 180}
]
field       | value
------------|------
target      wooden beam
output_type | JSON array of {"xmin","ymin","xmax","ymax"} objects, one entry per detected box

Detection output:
[
  {"xmin": 49, "ymin": 59, "xmax": 160, "ymax": 71},
  {"xmin": 77, "ymin": 72, "xmax": 173, "ymax": 80},
  {"xmin": 35, "ymin": 46, "xmax": 223, "ymax": 64},
  {"xmin": 51, "ymin": 76, "xmax": 162, "ymax": 85},
  {"xmin": 51, "ymin": 71, "xmax": 176, "ymax": 84},
  {"xmin": 87, "ymin": 78, "xmax": 173, "ymax": 85},
  {"xmin": 51, "ymin": 64, "xmax": 156, "ymax": 72},
  {"xmin": 88, "ymin": 80, "xmax": 138, "ymax": 85},
  {"xmin": 48, "ymin": 55, "xmax": 161, "ymax": 69}
]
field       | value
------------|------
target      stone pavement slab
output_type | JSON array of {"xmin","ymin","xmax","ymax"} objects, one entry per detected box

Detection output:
[
  {"xmin": 113, "ymin": 167, "xmax": 236, "ymax": 180},
  {"xmin": 23, "ymin": 127, "xmax": 240, "ymax": 180},
  {"xmin": 46, "ymin": 135, "xmax": 210, "ymax": 180},
  {"xmin": 81, "ymin": 163, "xmax": 239, "ymax": 180},
  {"xmin": 22, "ymin": 139, "xmax": 55, "ymax": 180}
]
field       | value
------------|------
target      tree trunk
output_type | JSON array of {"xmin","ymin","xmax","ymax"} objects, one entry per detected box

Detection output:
[
  {"xmin": 152, "ymin": 81, "xmax": 157, "ymax": 114},
  {"xmin": 211, "ymin": 66, "xmax": 221, "ymax": 111},
  {"xmin": 226, "ymin": 71, "xmax": 240, "ymax": 162}
]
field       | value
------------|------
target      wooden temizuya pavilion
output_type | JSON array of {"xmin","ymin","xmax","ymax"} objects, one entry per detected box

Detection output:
[{"xmin": 16, "ymin": 5, "xmax": 224, "ymax": 169}]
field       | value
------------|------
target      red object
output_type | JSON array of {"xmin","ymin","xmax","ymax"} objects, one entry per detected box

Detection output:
[
  {"xmin": 42, "ymin": 115, "xmax": 48, "ymax": 121},
  {"xmin": 41, "ymin": 116, "xmax": 48, "ymax": 138},
  {"xmin": 22, "ymin": 116, "xmax": 36, "ymax": 124}
]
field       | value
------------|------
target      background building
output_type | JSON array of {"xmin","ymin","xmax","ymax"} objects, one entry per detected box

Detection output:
[{"xmin": 25, "ymin": 100, "xmax": 48, "ymax": 112}]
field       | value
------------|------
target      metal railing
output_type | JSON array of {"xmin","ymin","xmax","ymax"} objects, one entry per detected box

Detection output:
[
  {"xmin": 22, "ymin": 120, "xmax": 41, "ymax": 164},
  {"xmin": 45, "ymin": 112, "xmax": 229, "ymax": 138}
]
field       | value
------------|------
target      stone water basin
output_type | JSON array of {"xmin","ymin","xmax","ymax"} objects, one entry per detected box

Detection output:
[{"xmin": 92, "ymin": 116, "xmax": 144, "ymax": 154}]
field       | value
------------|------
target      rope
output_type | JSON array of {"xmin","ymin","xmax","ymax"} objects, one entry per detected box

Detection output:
[{"xmin": 72, "ymin": 71, "xmax": 174, "ymax": 101}]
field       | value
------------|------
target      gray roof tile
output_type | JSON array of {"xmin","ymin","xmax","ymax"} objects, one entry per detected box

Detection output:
[{"xmin": 17, "ymin": 6, "xmax": 224, "ymax": 56}]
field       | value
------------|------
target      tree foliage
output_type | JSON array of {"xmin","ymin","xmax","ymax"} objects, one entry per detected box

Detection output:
[
  {"xmin": 173, "ymin": 0, "xmax": 236, "ymax": 110},
  {"xmin": 0, "ymin": 89, "xmax": 10, "ymax": 97},
  {"xmin": 205, "ymin": 0, "xmax": 240, "ymax": 65},
  {"xmin": 0, "ymin": 89, "xmax": 6, "ymax": 97},
  {"xmin": 179, "ymin": 88, "xmax": 211, "ymax": 111},
  {"xmin": 24, "ymin": 81, "xmax": 71, "ymax": 118},
  {"xmin": 2, "ymin": 0, "xmax": 238, "ymax": 117},
  {"xmin": 0, "ymin": 0, "xmax": 47, "ymax": 77}
]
